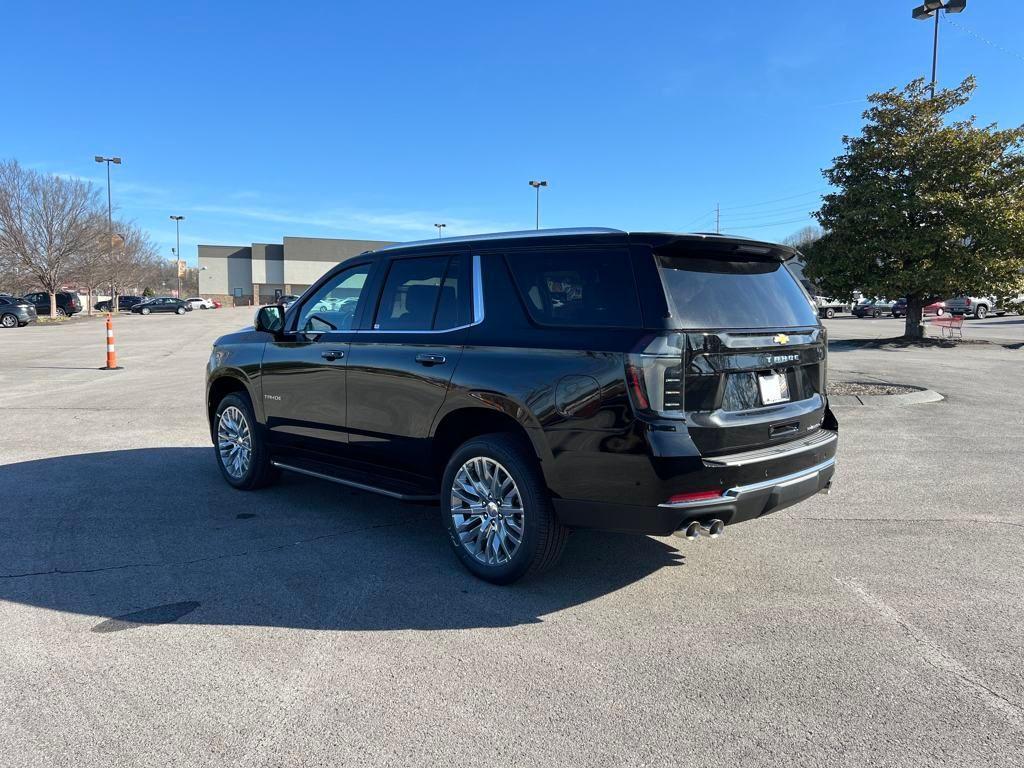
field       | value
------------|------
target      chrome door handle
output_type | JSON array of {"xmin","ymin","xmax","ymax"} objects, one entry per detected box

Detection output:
[
  {"xmin": 321, "ymin": 350, "xmax": 345, "ymax": 361},
  {"xmin": 415, "ymin": 353, "xmax": 446, "ymax": 366}
]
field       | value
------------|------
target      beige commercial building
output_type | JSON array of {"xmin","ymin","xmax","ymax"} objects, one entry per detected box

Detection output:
[{"xmin": 197, "ymin": 236, "xmax": 393, "ymax": 306}]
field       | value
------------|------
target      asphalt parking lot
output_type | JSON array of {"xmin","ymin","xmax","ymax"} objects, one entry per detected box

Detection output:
[
  {"xmin": 824, "ymin": 311, "xmax": 1024, "ymax": 343},
  {"xmin": 1, "ymin": 309, "xmax": 1022, "ymax": 767}
]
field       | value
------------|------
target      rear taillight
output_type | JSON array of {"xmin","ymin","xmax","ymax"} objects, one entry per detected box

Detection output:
[
  {"xmin": 965, "ymin": 298, "xmax": 972, "ymax": 306},
  {"xmin": 625, "ymin": 333, "xmax": 686, "ymax": 418},
  {"xmin": 624, "ymin": 363, "xmax": 650, "ymax": 411}
]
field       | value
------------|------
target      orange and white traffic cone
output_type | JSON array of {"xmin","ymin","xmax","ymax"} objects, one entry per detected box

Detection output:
[{"xmin": 100, "ymin": 313, "xmax": 123, "ymax": 371}]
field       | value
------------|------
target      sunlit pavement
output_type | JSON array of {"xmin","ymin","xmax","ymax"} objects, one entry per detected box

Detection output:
[
  {"xmin": 1, "ymin": 308, "xmax": 1022, "ymax": 767},
  {"xmin": 824, "ymin": 312, "xmax": 1024, "ymax": 344}
]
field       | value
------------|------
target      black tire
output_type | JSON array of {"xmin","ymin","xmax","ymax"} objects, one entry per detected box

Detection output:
[
  {"xmin": 873, "ymin": 309, "xmax": 881, "ymax": 318},
  {"xmin": 56, "ymin": 307, "xmax": 67, "ymax": 317},
  {"xmin": 892, "ymin": 310, "xmax": 901, "ymax": 319},
  {"xmin": 825, "ymin": 308, "xmax": 835, "ymax": 319},
  {"xmin": 176, "ymin": 307, "xmax": 185, "ymax": 315},
  {"xmin": 141, "ymin": 307, "xmax": 151, "ymax": 315},
  {"xmin": 441, "ymin": 433, "xmax": 568, "ymax": 584},
  {"xmin": 975, "ymin": 305, "xmax": 988, "ymax": 319},
  {"xmin": 1, "ymin": 313, "xmax": 17, "ymax": 329},
  {"xmin": 212, "ymin": 392, "xmax": 277, "ymax": 490}
]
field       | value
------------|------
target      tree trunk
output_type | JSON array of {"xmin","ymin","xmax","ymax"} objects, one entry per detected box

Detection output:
[
  {"xmin": 904, "ymin": 295, "xmax": 925, "ymax": 339},
  {"xmin": 49, "ymin": 291, "xmax": 57, "ymax": 319},
  {"xmin": 87, "ymin": 287, "xmax": 93, "ymax": 316}
]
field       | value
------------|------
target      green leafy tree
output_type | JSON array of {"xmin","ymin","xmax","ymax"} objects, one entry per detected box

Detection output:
[{"xmin": 804, "ymin": 77, "xmax": 1024, "ymax": 338}]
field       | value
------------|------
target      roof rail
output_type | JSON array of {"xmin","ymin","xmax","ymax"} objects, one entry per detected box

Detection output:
[{"xmin": 372, "ymin": 227, "xmax": 626, "ymax": 252}]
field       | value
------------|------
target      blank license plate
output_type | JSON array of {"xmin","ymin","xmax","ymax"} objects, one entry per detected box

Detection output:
[{"xmin": 758, "ymin": 372, "xmax": 790, "ymax": 405}]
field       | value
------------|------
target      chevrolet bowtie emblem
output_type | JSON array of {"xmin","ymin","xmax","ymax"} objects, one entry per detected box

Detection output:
[{"xmin": 773, "ymin": 334, "xmax": 790, "ymax": 345}]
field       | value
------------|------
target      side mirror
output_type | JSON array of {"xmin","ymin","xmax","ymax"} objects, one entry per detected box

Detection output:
[{"xmin": 255, "ymin": 304, "xmax": 285, "ymax": 335}]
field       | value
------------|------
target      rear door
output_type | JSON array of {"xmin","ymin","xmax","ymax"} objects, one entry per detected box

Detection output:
[
  {"xmin": 651, "ymin": 243, "xmax": 827, "ymax": 457},
  {"xmin": 345, "ymin": 251, "xmax": 472, "ymax": 471}
]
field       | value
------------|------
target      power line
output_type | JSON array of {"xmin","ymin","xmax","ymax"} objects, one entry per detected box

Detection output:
[
  {"xmin": 718, "ymin": 189, "xmax": 827, "ymax": 211},
  {"xmin": 723, "ymin": 202, "xmax": 821, "ymax": 222},
  {"xmin": 726, "ymin": 216, "xmax": 815, "ymax": 231},
  {"xmin": 947, "ymin": 18, "xmax": 1024, "ymax": 64},
  {"xmin": 680, "ymin": 209, "xmax": 716, "ymax": 228}
]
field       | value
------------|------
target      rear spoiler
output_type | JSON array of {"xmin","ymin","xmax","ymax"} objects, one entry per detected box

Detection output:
[{"xmin": 651, "ymin": 235, "xmax": 799, "ymax": 263}]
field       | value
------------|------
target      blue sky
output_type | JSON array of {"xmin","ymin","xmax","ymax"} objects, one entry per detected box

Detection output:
[{"xmin": 2, "ymin": 1, "xmax": 1023, "ymax": 265}]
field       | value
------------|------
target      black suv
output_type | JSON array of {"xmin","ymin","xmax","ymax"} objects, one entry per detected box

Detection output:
[
  {"xmin": 95, "ymin": 295, "xmax": 143, "ymax": 312},
  {"xmin": 22, "ymin": 291, "xmax": 82, "ymax": 317},
  {"xmin": 207, "ymin": 229, "xmax": 837, "ymax": 583}
]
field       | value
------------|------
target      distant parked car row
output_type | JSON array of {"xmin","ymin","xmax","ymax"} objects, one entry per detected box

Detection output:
[
  {"xmin": 126, "ymin": 296, "xmax": 220, "ymax": 314},
  {"xmin": 0, "ymin": 291, "xmax": 223, "ymax": 329},
  {"xmin": 849, "ymin": 296, "xmax": 1017, "ymax": 320}
]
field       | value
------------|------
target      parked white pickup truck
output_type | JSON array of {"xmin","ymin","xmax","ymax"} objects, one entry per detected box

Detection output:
[{"xmin": 813, "ymin": 296, "xmax": 850, "ymax": 319}]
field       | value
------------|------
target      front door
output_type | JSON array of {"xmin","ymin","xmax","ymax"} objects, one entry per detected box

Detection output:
[
  {"xmin": 346, "ymin": 253, "xmax": 472, "ymax": 472},
  {"xmin": 260, "ymin": 261, "xmax": 375, "ymax": 453}
]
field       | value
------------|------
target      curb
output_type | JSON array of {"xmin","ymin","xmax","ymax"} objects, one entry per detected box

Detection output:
[{"xmin": 829, "ymin": 389, "xmax": 944, "ymax": 407}]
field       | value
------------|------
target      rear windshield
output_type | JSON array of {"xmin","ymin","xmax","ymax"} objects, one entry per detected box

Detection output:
[{"xmin": 656, "ymin": 254, "xmax": 817, "ymax": 329}]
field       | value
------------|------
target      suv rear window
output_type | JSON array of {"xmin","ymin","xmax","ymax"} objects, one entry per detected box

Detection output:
[
  {"xmin": 506, "ymin": 249, "xmax": 641, "ymax": 328},
  {"xmin": 656, "ymin": 252, "xmax": 817, "ymax": 329}
]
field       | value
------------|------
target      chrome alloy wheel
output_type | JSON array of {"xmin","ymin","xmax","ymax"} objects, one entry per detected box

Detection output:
[
  {"xmin": 217, "ymin": 405, "xmax": 253, "ymax": 479},
  {"xmin": 450, "ymin": 457, "xmax": 525, "ymax": 566}
]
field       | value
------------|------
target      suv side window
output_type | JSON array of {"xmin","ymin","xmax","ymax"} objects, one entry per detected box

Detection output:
[
  {"xmin": 296, "ymin": 262, "xmax": 372, "ymax": 335},
  {"xmin": 505, "ymin": 249, "xmax": 641, "ymax": 328},
  {"xmin": 374, "ymin": 256, "xmax": 465, "ymax": 331}
]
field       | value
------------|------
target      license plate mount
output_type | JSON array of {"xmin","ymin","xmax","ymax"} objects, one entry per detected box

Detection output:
[{"xmin": 758, "ymin": 372, "xmax": 791, "ymax": 405}]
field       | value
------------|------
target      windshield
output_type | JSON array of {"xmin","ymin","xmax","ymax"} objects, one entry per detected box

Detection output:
[{"xmin": 656, "ymin": 254, "xmax": 818, "ymax": 329}]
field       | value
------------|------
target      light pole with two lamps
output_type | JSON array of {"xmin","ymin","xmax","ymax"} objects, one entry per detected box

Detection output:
[
  {"xmin": 528, "ymin": 180, "xmax": 548, "ymax": 230},
  {"xmin": 94, "ymin": 156, "xmax": 121, "ymax": 313},
  {"xmin": 912, "ymin": 0, "xmax": 967, "ymax": 99},
  {"xmin": 434, "ymin": 223, "xmax": 446, "ymax": 239},
  {"xmin": 170, "ymin": 215, "xmax": 185, "ymax": 298}
]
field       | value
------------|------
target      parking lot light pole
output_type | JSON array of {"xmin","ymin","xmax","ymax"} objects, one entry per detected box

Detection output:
[
  {"xmin": 434, "ymin": 223, "xmax": 446, "ymax": 239},
  {"xmin": 94, "ymin": 156, "xmax": 121, "ymax": 312},
  {"xmin": 170, "ymin": 216, "xmax": 185, "ymax": 298},
  {"xmin": 529, "ymin": 181, "xmax": 548, "ymax": 230},
  {"xmin": 912, "ymin": 0, "xmax": 967, "ymax": 99}
]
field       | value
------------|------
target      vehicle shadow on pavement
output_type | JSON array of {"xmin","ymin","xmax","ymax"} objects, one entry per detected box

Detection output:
[{"xmin": 0, "ymin": 448, "xmax": 684, "ymax": 632}]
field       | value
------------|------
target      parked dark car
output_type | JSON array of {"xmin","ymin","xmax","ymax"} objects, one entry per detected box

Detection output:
[
  {"xmin": 131, "ymin": 297, "xmax": 192, "ymax": 315},
  {"xmin": 21, "ymin": 291, "xmax": 82, "ymax": 317},
  {"xmin": 852, "ymin": 298, "xmax": 895, "ymax": 318},
  {"xmin": 206, "ymin": 229, "xmax": 838, "ymax": 583},
  {"xmin": 0, "ymin": 295, "xmax": 37, "ymax": 328},
  {"xmin": 95, "ymin": 296, "xmax": 144, "ymax": 312}
]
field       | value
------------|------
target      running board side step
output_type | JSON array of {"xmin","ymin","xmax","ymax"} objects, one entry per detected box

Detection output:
[{"xmin": 271, "ymin": 459, "xmax": 439, "ymax": 502}]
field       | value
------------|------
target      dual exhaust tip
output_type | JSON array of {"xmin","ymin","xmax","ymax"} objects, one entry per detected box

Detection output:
[{"xmin": 674, "ymin": 519, "xmax": 725, "ymax": 541}]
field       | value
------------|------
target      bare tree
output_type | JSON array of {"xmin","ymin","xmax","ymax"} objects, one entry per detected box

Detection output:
[
  {"xmin": 108, "ymin": 222, "xmax": 160, "ymax": 299},
  {"xmin": 0, "ymin": 160, "xmax": 103, "ymax": 317},
  {"xmin": 69, "ymin": 214, "xmax": 110, "ymax": 314},
  {"xmin": 783, "ymin": 225, "xmax": 824, "ymax": 250}
]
